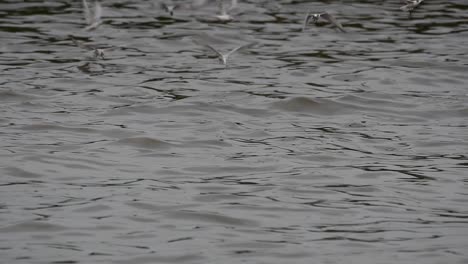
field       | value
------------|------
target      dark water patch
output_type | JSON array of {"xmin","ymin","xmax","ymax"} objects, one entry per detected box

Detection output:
[
  {"xmin": 0, "ymin": 221, "xmax": 66, "ymax": 233},
  {"xmin": 73, "ymin": 204, "xmax": 112, "ymax": 213},
  {"xmin": 19, "ymin": 123, "xmax": 98, "ymax": 134},
  {"xmin": 3, "ymin": 167, "xmax": 44, "ymax": 179},
  {"xmin": 0, "ymin": 90, "xmax": 37, "ymax": 101},
  {"xmin": 113, "ymin": 254, "xmax": 205, "ymax": 264},
  {"xmin": 165, "ymin": 210, "xmax": 258, "ymax": 226},
  {"xmin": 271, "ymin": 96, "xmax": 349, "ymax": 115},
  {"xmin": 113, "ymin": 137, "xmax": 174, "ymax": 150}
]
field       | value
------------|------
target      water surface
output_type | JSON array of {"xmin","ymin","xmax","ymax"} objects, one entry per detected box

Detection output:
[{"xmin": 1, "ymin": 0, "xmax": 468, "ymax": 263}]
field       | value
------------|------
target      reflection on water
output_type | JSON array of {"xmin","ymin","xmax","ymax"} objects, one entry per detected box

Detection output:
[{"xmin": 1, "ymin": 0, "xmax": 468, "ymax": 263}]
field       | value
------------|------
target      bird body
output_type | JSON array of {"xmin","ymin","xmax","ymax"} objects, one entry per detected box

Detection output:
[
  {"xmin": 303, "ymin": 11, "xmax": 346, "ymax": 33},
  {"xmin": 93, "ymin": 49, "xmax": 106, "ymax": 59}
]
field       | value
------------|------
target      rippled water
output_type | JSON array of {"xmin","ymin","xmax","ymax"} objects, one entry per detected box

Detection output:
[{"xmin": 1, "ymin": 0, "xmax": 468, "ymax": 263}]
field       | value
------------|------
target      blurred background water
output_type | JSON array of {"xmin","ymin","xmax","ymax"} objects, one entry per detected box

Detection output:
[{"xmin": 1, "ymin": 0, "xmax": 467, "ymax": 263}]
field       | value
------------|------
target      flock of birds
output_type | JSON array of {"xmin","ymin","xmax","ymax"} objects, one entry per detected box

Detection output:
[{"xmin": 72, "ymin": 0, "xmax": 426, "ymax": 66}]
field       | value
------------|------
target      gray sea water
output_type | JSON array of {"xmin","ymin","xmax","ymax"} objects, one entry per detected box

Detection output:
[{"xmin": 1, "ymin": 0, "xmax": 468, "ymax": 263}]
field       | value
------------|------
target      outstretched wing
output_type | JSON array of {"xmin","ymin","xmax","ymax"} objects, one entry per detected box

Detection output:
[
  {"xmin": 84, "ymin": 20, "xmax": 102, "ymax": 31},
  {"xmin": 102, "ymin": 45, "xmax": 119, "ymax": 52},
  {"xmin": 321, "ymin": 12, "xmax": 346, "ymax": 32},
  {"xmin": 228, "ymin": 0, "xmax": 238, "ymax": 11},
  {"xmin": 400, "ymin": 0, "xmax": 423, "ymax": 12},
  {"xmin": 226, "ymin": 42, "xmax": 257, "ymax": 58},
  {"xmin": 160, "ymin": 3, "xmax": 169, "ymax": 12},
  {"xmin": 83, "ymin": 0, "xmax": 92, "ymax": 24},
  {"xmin": 193, "ymin": 39, "xmax": 224, "ymax": 59},
  {"xmin": 217, "ymin": 0, "xmax": 227, "ymax": 15},
  {"xmin": 302, "ymin": 12, "xmax": 312, "ymax": 31},
  {"xmin": 400, "ymin": 3, "xmax": 413, "ymax": 11},
  {"xmin": 93, "ymin": 1, "xmax": 102, "ymax": 22},
  {"xmin": 71, "ymin": 36, "xmax": 94, "ymax": 50}
]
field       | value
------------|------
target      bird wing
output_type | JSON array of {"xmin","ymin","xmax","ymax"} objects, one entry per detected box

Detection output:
[
  {"xmin": 193, "ymin": 39, "xmax": 224, "ymax": 59},
  {"xmin": 170, "ymin": 4, "xmax": 180, "ymax": 11},
  {"xmin": 71, "ymin": 37, "xmax": 94, "ymax": 50},
  {"xmin": 84, "ymin": 20, "xmax": 102, "ymax": 31},
  {"xmin": 302, "ymin": 12, "xmax": 312, "ymax": 31},
  {"xmin": 321, "ymin": 12, "xmax": 346, "ymax": 32},
  {"xmin": 217, "ymin": 0, "xmax": 227, "ymax": 15},
  {"xmin": 228, "ymin": 0, "xmax": 238, "ymax": 11},
  {"xmin": 82, "ymin": 0, "xmax": 92, "ymax": 24},
  {"xmin": 160, "ymin": 3, "xmax": 169, "ymax": 12},
  {"xmin": 102, "ymin": 46, "xmax": 119, "ymax": 52},
  {"xmin": 400, "ymin": 0, "xmax": 424, "ymax": 11},
  {"xmin": 226, "ymin": 42, "xmax": 256, "ymax": 58},
  {"xmin": 93, "ymin": 1, "xmax": 102, "ymax": 22},
  {"xmin": 103, "ymin": 48, "xmax": 115, "ymax": 53},
  {"xmin": 400, "ymin": 4, "xmax": 412, "ymax": 11}
]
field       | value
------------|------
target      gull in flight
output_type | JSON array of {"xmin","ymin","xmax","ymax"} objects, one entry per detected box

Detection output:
[
  {"xmin": 71, "ymin": 37, "xmax": 114, "ymax": 59},
  {"xmin": 214, "ymin": 0, "xmax": 237, "ymax": 22},
  {"xmin": 303, "ymin": 11, "xmax": 346, "ymax": 33},
  {"xmin": 83, "ymin": 0, "xmax": 102, "ymax": 31},
  {"xmin": 193, "ymin": 39, "xmax": 256, "ymax": 66},
  {"xmin": 400, "ymin": 0, "xmax": 424, "ymax": 12},
  {"xmin": 160, "ymin": 2, "xmax": 180, "ymax": 16}
]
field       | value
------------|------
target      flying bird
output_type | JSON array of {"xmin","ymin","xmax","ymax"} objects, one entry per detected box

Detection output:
[
  {"xmin": 82, "ymin": 0, "xmax": 103, "ymax": 31},
  {"xmin": 214, "ymin": 0, "xmax": 237, "ymax": 22},
  {"xmin": 303, "ymin": 11, "xmax": 346, "ymax": 33},
  {"xmin": 160, "ymin": 2, "xmax": 180, "ymax": 16},
  {"xmin": 400, "ymin": 0, "xmax": 424, "ymax": 12},
  {"xmin": 193, "ymin": 39, "xmax": 256, "ymax": 66},
  {"xmin": 71, "ymin": 36, "xmax": 114, "ymax": 59}
]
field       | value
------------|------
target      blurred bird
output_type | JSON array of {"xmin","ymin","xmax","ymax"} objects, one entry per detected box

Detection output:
[
  {"xmin": 303, "ymin": 11, "xmax": 346, "ymax": 33},
  {"xmin": 71, "ymin": 36, "xmax": 114, "ymax": 59},
  {"xmin": 83, "ymin": 0, "xmax": 102, "ymax": 31},
  {"xmin": 400, "ymin": 0, "xmax": 424, "ymax": 12},
  {"xmin": 160, "ymin": 2, "xmax": 180, "ymax": 16},
  {"xmin": 214, "ymin": 0, "xmax": 237, "ymax": 22},
  {"xmin": 193, "ymin": 39, "xmax": 256, "ymax": 65}
]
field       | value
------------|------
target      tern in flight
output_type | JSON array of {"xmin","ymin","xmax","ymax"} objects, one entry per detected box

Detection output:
[
  {"xmin": 71, "ymin": 37, "xmax": 114, "ymax": 59},
  {"xmin": 82, "ymin": 0, "xmax": 102, "ymax": 31},
  {"xmin": 214, "ymin": 0, "xmax": 237, "ymax": 22},
  {"xmin": 160, "ymin": 2, "xmax": 180, "ymax": 16},
  {"xmin": 400, "ymin": 0, "xmax": 424, "ymax": 13},
  {"xmin": 194, "ymin": 39, "xmax": 256, "ymax": 66},
  {"xmin": 303, "ymin": 11, "xmax": 346, "ymax": 33}
]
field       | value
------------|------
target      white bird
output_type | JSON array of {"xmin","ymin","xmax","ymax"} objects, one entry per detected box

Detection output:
[
  {"xmin": 83, "ymin": 0, "xmax": 102, "ymax": 31},
  {"xmin": 71, "ymin": 37, "xmax": 114, "ymax": 59},
  {"xmin": 194, "ymin": 39, "xmax": 256, "ymax": 66},
  {"xmin": 400, "ymin": 0, "xmax": 424, "ymax": 12},
  {"xmin": 214, "ymin": 0, "xmax": 237, "ymax": 22},
  {"xmin": 303, "ymin": 11, "xmax": 346, "ymax": 33}
]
